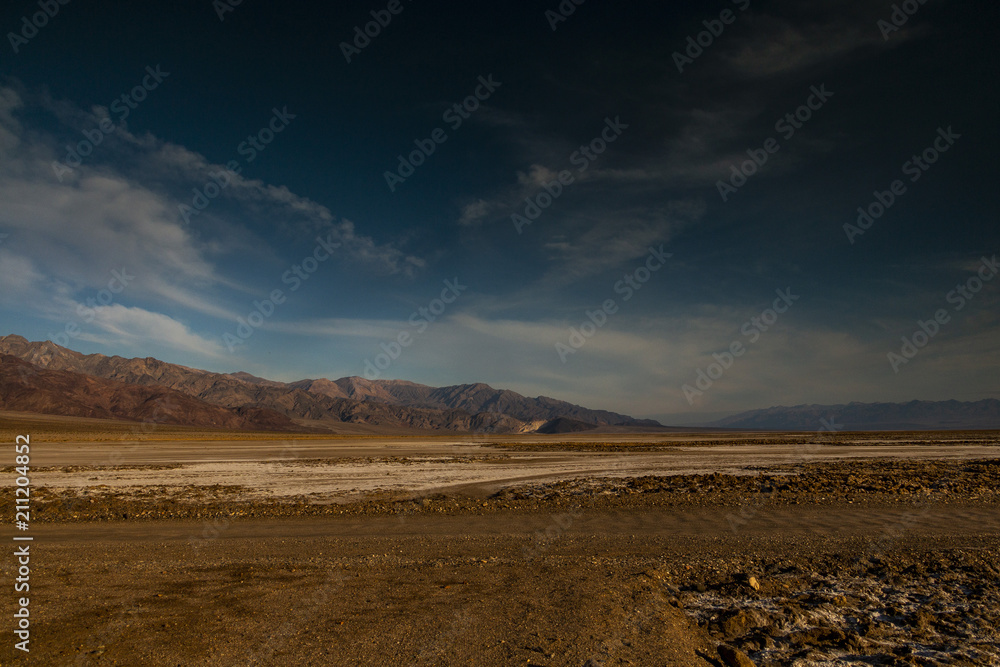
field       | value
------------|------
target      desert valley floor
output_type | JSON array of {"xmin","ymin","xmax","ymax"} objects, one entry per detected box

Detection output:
[{"xmin": 1, "ymin": 413, "xmax": 998, "ymax": 666}]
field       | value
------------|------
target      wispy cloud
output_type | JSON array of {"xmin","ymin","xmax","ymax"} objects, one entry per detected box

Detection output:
[
  {"xmin": 0, "ymin": 82, "xmax": 427, "ymax": 358},
  {"xmin": 721, "ymin": 16, "xmax": 904, "ymax": 79},
  {"xmin": 76, "ymin": 302, "xmax": 226, "ymax": 358}
]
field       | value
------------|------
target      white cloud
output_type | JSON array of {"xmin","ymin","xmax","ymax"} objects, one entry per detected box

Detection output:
[
  {"xmin": 82, "ymin": 302, "xmax": 226, "ymax": 358},
  {"xmin": 721, "ymin": 9, "xmax": 928, "ymax": 79},
  {"xmin": 0, "ymin": 82, "xmax": 427, "ymax": 360},
  {"xmin": 458, "ymin": 198, "xmax": 491, "ymax": 226},
  {"xmin": 538, "ymin": 205, "xmax": 696, "ymax": 285},
  {"xmin": 0, "ymin": 250, "xmax": 45, "ymax": 302},
  {"xmin": 268, "ymin": 318, "xmax": 408, "ymax": 339}
]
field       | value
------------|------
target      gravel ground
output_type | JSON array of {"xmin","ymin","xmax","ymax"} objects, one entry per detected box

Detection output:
[{"xmin": 1, "ymin": 506, "xmax": 996, "ymax": 666}]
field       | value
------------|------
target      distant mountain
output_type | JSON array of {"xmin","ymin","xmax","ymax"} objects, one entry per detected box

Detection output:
[
  {"xmin": 710, "ymin": 400, "xmax": 1000, "ymax": 431},
  {"xmin": 0, "ymin": 335, "xmax": 660, "ymax": 433}
]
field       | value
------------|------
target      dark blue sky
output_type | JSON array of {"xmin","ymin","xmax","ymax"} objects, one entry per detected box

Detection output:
[{"xmin": 1, "ymin": 0, "xmax": 997, "ymax": 422}]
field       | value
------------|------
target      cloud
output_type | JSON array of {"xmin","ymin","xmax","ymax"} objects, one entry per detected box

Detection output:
[
  {"xmin": 136, "ymin": 135, "xmax": 424, "ymax": 277},
  {"xmin": 0, "ymin": 250, "xmax": 45, "ymax": 302},
  {"xmin": 268, "ymin": 318, "xmax": 408, "ymax": 339},
  {"xmin": 331, "ymin": 219, "xmax": 426, "ymax": 278},
  {"xmin": 1, "ymin": 82, "xmax": 422, "ymax": 278},
  {"xmin": 452, "ymin": 4, "xmax": 924, "ymax": 214},
  {"xmin": 0, "ymin": 86, "xmax": 22, "ymax": 154},
  {"xmin": 721, "ymin": 17, "xmax": 892, "ymax": 78},
  {"xmin": 0, "ymin": 82, "xmax": 427, "ymax": 360},
  {"xmin": 458, "ymin": 198, "xmax": 491, "ymax": 226},
  {"xmin": 0, "ymin": 167, "xmax": 229, "ymax": 310},
  {"xmin": 0, "ymin": 89, "xmax": 229, "ymax": 320},
  {"xmin": 77, "ymin": 302, "xmax": 226, "ymax": 358},
  {"xmin": 539, "ymin": 203, "xmax": 700, "ymax": 285},
  {"xmin": 705, "ymin": 0, "xmax": 931, "ymax": 80}
]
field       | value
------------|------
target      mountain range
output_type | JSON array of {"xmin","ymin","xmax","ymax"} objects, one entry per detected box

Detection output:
[
  {"xmin": 0, "ymin": 335, "xmax": 661, "ymax": 433},
  {"xmin": 710, "ymin": 400, "xmax": 1000, "ymax": 430},
  {"xmin": 2, "ymin": 335, "xmax": 997, "ymax": 433}
]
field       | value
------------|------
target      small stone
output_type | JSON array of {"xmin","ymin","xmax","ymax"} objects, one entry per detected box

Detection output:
[{"xmin": 748, "ymin": 576, "xmax": 760, "ymax": 591}]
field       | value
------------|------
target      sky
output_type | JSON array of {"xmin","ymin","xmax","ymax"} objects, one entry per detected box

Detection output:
[{"xmin": 0, "ymin": 0, "xmax": 997, "ymax": 424}]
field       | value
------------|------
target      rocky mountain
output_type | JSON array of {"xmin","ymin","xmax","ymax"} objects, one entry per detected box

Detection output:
[
  {"xmin": 290, "ymin": 377, "xmax": 658, "ymax": 427},
  {"xmin": 0, "ymin": 335, "xmax": 659, "ymax": 433},
  {"xmin": 711, "ymin": 400, "xmax": 1000, "ymax": 431},
  {"xmin": 0, "ymin": 354, "xmax": 298, "ymax": 430}
]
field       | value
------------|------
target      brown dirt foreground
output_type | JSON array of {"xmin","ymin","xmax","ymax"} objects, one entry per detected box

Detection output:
[{"xmin": 1, "ymin": 500, "xmax": 999, "ymax": 667}]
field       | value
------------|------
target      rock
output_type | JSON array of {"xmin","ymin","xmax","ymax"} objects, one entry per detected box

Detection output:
[
  {"xmin": 854, "ymin": 638, "xmax": 877, "ymax": 653},
  {"xmin": 748, "ymin": 576, "xmax": 760, "ymax": 591},
  {"xmin": 787, "ymin": 627, "xmax": 847, "ymax": 645},
  {"xmin": 718, "ymin": 644, "xmax": 756, "ymax": 667},
  {"xmin": 721, "ymin": 609, "xmax": 769, "ymax": 639}
]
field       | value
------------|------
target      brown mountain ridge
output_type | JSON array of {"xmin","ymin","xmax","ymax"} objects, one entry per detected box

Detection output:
[
  {"xmin": 0, "ymin": 354, "xmax": 298, "ymax": 430},
  {"xmin": 0, "ymin": 335, "xmax": 661, "ymax": 433}
]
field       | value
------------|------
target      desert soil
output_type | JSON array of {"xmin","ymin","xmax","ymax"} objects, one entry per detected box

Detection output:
[{"xmin": 1, "ymin": 428, "xmax": 998, "ymax": 666}]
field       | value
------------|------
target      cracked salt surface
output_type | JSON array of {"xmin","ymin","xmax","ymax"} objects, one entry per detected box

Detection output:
[{"xmin": 682, "ymin": 569, "xmax": 1000, "ymax": 666}]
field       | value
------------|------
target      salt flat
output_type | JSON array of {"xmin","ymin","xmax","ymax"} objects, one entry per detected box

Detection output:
[{"xmin": 27, "ymin": 436, "xmax": 1000, "ymax": 500}]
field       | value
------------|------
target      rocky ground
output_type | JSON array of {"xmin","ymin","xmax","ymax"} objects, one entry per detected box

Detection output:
[
  {"xmin": 3, "ymin": 443, "xmax": 999, "ymax": 665},
  {"xmin": 671, "ymin": 544, "xmax": 1000, "ymax": 666}
]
